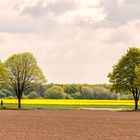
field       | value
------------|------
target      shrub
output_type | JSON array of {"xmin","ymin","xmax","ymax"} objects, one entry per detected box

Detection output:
[
  {"xmin": 7, "ymin": 96, "xmax": 14, "ymax": 99},
  {"xmin": 81, "ymin": 86, "xmax": 93, "ymax": 99},
  {"xmin": 71, "ymin": 92, "xmax": 81, "ymax": 99},
  {"xmin": 1, "ymin": 89, "xmax": 13, "ymax": 97},
  {"xmin": 65, "ymin": 94, "xmax": 73, "ymax": 99},
  {"xmin": 92, "ymin": 87, "xmax": 118, "ymax": 99},
  {"xmin": 44, "ymin": 86, "xmax": 66, "ymax": 99},
  {"xmin": 28, "ymin": 91, "xmax": 38, "ymax": 99},
  {"xmin": 0, "ymin": 91, "xmax": 6, "ymax": 98},
  {"xmin": 120, "ymin": 94, "xmax": 133, "ymax": 100}
]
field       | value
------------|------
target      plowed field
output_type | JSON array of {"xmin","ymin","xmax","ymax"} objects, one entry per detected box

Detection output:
[{"xmin": 0, "ymin": 110, "xmax": 140, "ymax": 140}]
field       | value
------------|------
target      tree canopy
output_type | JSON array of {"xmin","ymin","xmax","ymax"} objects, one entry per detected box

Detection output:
[
  {"xmin": 0, "ymin": 52, "xmax": 46, "ymax": 108},
  {"xmin": 45, "ymin": 85, "xmax": 66, "ymax": 99},
  {"xmin": 108, "ymin": 47, "xmax": 140, "ymax": 110}
]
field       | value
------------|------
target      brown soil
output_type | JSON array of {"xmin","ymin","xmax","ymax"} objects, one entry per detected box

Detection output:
[{"xmin": 0, "ymin": 110, "xmax": 140, "ymax": 140}]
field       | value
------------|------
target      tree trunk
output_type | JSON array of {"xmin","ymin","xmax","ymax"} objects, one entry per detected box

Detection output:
[
  {"xmin": 18, "ymin": 97, "xmax": 21, "ymax": 108},
  {"xmin": 134, "ymin": 98, "xmax": 138, "ymax": 110}
]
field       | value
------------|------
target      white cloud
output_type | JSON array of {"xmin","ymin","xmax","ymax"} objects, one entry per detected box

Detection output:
[
  {"xmin": 0, "ymin": 0, "xmax": 140, "ymax": 84},
  {"xmin": 103, "ymin": 0, "xmax": 140, "ymax": 27},
  {"xmin": 16, "ymin": 0, "xmax": 106, "ymax": 24},
  {"xmin": 55, "ymin": 0, "xmax": 105, "ymax": 24},
  {"xmin": 117, "ymin": 0, "xmax": 127, "ymax": 5},
  {"xmin": 0, "ymin": 18, "xmax": 139, "ymax": 83}
]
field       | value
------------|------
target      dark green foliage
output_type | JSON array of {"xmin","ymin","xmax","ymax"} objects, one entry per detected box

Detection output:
[
  {"xmin": 1, "ymin": 89, "xmax": 13, "ymax": 97},
  {"xmin": 62, "ymin": 84, "xmax": 81, "ymax": 95},
  {"xmin": 80, "ymin": 86, "xmax": 118, "ymax": 99},
  {"xmin": 108, "ymin": 47, "xmax": 140, "ymax": 110},
  {"xmin": 92, "ymin": 87, "xmax": 118, "ymax": 99},
  {"xmin": 0, "ymin": 91, "xmax": 6, "ymax": 98},
  {"xmin": 44, "ymin": 86, "xmax": 67, "ymax": 99},
  {"xmin": 34, "ymin": 84, "xmax": 45, "ymax": 97},
  {"xmin": 71, "ymin": 92, "xmax": 81, "ymax": 99},
  {"xmin": 0, "ymin": 83, "xmax": 130, "ymax": 100},
  {"xmin": 0, "ymin": 84, "xmax": 120, "ymax": 100},
  {"xmin": 81, "ymin": 86, "xmax": 93, "ymax": 99}
]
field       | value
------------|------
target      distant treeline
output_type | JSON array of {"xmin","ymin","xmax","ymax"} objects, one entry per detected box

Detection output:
[{"xmin": 0, "ymin": 84, "xmax": 133, "ymax": 100}]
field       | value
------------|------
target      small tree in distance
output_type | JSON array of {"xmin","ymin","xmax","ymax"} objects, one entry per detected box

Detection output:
[
  {"xmin": 0, "ymin": 53, "xmax": 46, "ymax": 108},
  {"xmin": 45, "ymin": 86, "xmax": 66, "ymax": 99},
  {"xmin": 28, "ymin": 91, "xmax": 38, "ymax": 99},
  {"xmin": 108, "ymin": 48, "xmax": 140, "ymax": 110}
]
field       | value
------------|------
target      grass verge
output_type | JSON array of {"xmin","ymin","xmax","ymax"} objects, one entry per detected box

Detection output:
[{"xmin": 0, "ymin": 104, "xmax": 135, "ymax": 110}]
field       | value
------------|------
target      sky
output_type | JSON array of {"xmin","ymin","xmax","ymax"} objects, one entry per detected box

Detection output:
[{"xmin": 0, "ymin": 0, "xmax": 140, "ymax": 84}]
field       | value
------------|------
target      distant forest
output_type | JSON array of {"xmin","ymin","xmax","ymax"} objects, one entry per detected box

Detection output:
[{"xmin": 0, "ymin": 84, "xmax": 133, "ymax": 100}]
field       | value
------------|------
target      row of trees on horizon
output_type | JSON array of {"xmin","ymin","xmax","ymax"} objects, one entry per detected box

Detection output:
[{"xmin": 0, "ymin": 83, "xmax": 133, "ymax": 100}]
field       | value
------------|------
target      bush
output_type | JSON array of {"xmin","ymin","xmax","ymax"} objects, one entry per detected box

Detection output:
[
  {"xmin": 120, "ymin": 94, "xmax": 133, "ymax": 100},
  {"xmin": 92, "ymin": 87, "xmax": 118, "ymax": 99},
  {"xmin": 71, "ymin": 92, "xmax": 81, "ymax": 99},
  {"xmin": 81, "ymin": 87, "xmax": 93, "ymax": 99},
  {"xmin": 44, "ymin": 86, "xmax": 66, "ymax": 99},
  {"xmin": 1, "ymin": 89, "xmax": 13, "ymax": 97},
  {"xmin": 0, "ymin": 91, "xmax": 6, "ymax": 98},
  {"xmin": 65, "ymin": 94, "xmax": 73, "ymax": 99},
  {"xmin": 27, "ymin": 91, "xmax": 38, "ymax": 99},
  {"xmin": 7, "ymin": 96, "xmax": 14, "ymax": 99}
]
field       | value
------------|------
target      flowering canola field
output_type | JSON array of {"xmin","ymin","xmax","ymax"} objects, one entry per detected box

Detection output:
[{"xmin": 1, "ymin": 99, "xmax": 136, "ymax": 106}]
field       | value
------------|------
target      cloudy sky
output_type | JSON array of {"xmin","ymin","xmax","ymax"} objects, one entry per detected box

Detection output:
[{"xmin": 0, "ymin": 0, "xmax": 140, "ymax": 84}]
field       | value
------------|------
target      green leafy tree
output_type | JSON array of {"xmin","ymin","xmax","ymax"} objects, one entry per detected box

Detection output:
[
  {"xmin": 92, "ymin": 87, "xmax": 118, "ymax": 99},
  {"xmin": 45, "ymin": 86, "xmax": 66, "ymax": 99},
  {"xmin": 63, "ymin": 84, "xmax": 80, "ymax": 95},
  {"xmin": 135, "ymin": 65, "xmax": 140, "ymax": 87},
  {"xmin": 81, "ymin": 86, "xmax": 93, "ymax": 99},
  {"xmin": 0, "ymin": 53, "xmax": 46, "ymax": 108},
  {"xmin": 71, "ymin": 92, "xmax": 81, "ymax": 99},
  {"xmin": 1, "ymin": 89, "xmax": 13, "ymax": 97},
  {"xmin": 108, "ymin": 48, "xmax": 140, "ymax": 110},
  {"xmin": 0, "ymin": 91, "xmax": 6, "ymax": 98}
]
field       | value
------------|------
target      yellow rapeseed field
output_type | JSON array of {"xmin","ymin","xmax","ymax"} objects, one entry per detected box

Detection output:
[{"xmin": 0, "ymin": 99, "xmax": 136, "ymax": 106}]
